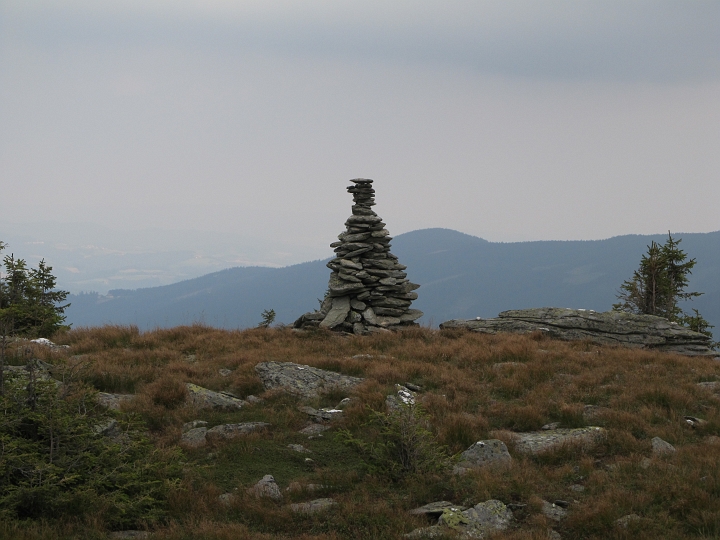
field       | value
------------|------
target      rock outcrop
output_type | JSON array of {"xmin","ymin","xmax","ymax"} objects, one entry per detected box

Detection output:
[
  {"xmin": 440, "ymin": 307, "xmax": 718, "ymax": 357},
  {"xmin": 255, "ymin": 361, "xmax": 363, "ymax": 398},
  {"xmin": 294, "ymin": 179, "xmax": 423, "ymax": 334},
  {"xmin": 406, "ymin": 499, "xmax": 514, "ymax": 539}
]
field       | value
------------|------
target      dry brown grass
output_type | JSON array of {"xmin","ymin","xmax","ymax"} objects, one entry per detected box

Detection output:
[{"xmin": 5, "ymin": 324, "xmax": 719, "ymax": 539}]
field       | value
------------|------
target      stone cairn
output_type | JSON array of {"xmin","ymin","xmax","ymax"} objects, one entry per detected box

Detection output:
[{"xmin": 294, "ymin": 179, "xmax": 423, "ymax": 334}]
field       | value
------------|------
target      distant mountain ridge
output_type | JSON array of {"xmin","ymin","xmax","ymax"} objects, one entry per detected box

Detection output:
[{"xmin": 66, "ymin": 228, "xmax": 720, "ymax": 333}]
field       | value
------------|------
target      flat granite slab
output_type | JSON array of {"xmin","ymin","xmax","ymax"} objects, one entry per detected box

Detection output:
[{"xmin": 440, "ymin": 307, "xmax": 717, "ymax": 357}]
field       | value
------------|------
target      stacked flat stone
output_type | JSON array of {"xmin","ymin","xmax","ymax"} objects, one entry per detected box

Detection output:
[{"xmin": 294, "ymin": 179, "xmax": 423, "ymax": 334}]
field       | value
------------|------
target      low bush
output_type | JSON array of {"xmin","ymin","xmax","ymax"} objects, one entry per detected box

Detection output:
[{"xmin": 0, "ymin": 369, "xmax": 181, "ymax": 529}]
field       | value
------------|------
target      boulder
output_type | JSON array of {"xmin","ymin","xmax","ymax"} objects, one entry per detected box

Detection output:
[
  {"xmin": 440, "ymin": 307, "xmax": 717, "ymax": 356},
  {"xmin": 289, "ymin": 498, "xmax": 336, "ymax": 513},
  {"xmin": 248, "ymin": 475, "xmax": 283, "ymax": 501},
  {"xmin": 186, "ymin": 383, "xmax": 248, "ymax": 410},
  {"xmin": 180, "ymin": 427, "xmax": 208, "ymax": 448},
  {"xmin": 541, "ymin": 500, "xmax": 568, "ymax": 522},
  {"xmin": 512, "ymin": 427, "xmax": 605, "ymax": 454},
  {"xmin": 651, "ymin": 436, "xmax": 676, "ymax": 456},
  {"xmin": 453, "ymin": 440, "xmax": 512, "ymax": 474},
  {"xmin": 255, "ymin": 361, "xmax": 363, "ymax": 398},
  {"xmin": 97, "ymin": 392, "xmax": 135, "ymax": 411},
  {"xmin": 438, "ymin": 499, "xmax": 514, "ymax": 538}
]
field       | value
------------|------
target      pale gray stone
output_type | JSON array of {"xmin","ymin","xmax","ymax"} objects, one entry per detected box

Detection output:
[
  {"xmin": 180, "ymin": 427, "xmax": 208, "ymax": 448},
  {"xmin": 697, "ymin": 381, "xmax": 720, "ymax": 392},
  {"xmin": 376, "ymin": 315, "xmax": 401, "ymax": 327},
  {"xmin": 615, "ymin": 514, "xmax": 642, "ymax": 528},
  {"xmin": 299, "ymin": 405, "xmax": 344, "ymax": 421},
  {"xmin": 440, "ymin": 307, "xmax": 716, "ymax": 357},
  {"xmin": 248, "ymin": 475, "xmax": 283, "ymax": 501},
  {"xmin": 97, "ymin": 392, "xmax": 135, "ymax": 411},
  {"xmin": 320, "ymin": 295, "xmax": 351, "ymax": 328},
  {"xmin": 289, "ymin": 498, "xmax": 336, "ymax": 513},
  {"xmin": 362, "ymin": 307, "xmax": 378, "ymax": 325},
  {"xmin": 400, "ymin": 309, "xmax": 424, "ymax": 322},
  {"xmin": 453, "ymin": 440, "xmax": 512, "ymax": 474},
  {"xmin": 541, "ymin": 501, "xmax": 568, "ymax": 522},
  {"xmin": 206, "ymin": 422, "xmax": 270, "ymax": 442},
  {"xmin": 438, "ymin": 499, "xmax": 514, "ymax": 538},
  {"xmin": 409, "ymin": 501, "xmax": 467, "ymax": 516},
  {"xmin": 255, "ymin": 361, "xmax": 363, "ymax": 398},
  {"xmin": 513, "ymin": 427, "xmax": 605, "ymax": 454},
  {"xmin": 186, "ymin": 383, "xmax": 248, "ymax": 410},
  {"xmin": 328, "ymin": 274, "xmax": 367, "ymax": 297},
  {"xmin": 350, "ymin": 299, "xmax": 367, "ymax": 311},
  {"xmin": 288, "ymin": 444, "xmax": 311, "ymax": 453},
  {"xmin": 651, "ymin": 436, "xmax": 676, "ymax": 456},
  {"xmin": 182, "ymin": 420, "xmax": 208, "ymax": 432},
  {"xmin": 299, "ymin": 423, "xmax": 331, "ymax": 436}
]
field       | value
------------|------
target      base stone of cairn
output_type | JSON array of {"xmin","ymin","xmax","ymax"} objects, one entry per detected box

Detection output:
[{"xmin": 294, "ymin": 179, "xmax": 423, "ymax": 335}]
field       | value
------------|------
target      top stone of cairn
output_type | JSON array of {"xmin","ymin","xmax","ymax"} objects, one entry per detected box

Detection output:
[{"xmin": 293, "ymin": 179, "xmax": 423, "ymax": 334}]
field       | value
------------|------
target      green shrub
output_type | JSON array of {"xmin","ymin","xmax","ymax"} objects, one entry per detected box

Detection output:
[
  {"xmin": 338, "ymin": 402, "xmax": 451, "ymax": 480},
  {"xmin": 0, "ymin": 371, "xmax": 181, "ymax": 529}
]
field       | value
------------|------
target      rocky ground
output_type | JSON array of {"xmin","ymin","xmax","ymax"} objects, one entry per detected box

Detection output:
[{"xmin": 3, "ymin": 325, "xmax": 720, "ymax": 539}]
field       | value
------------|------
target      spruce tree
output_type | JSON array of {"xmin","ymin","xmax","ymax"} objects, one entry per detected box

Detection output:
[
  {"xmin": 0, "ymin": 244, "xmax": 70, "ymax": 339},
  {"xmin": 613, "ymin": 232, "xmax": 713, "ymax": 338}
]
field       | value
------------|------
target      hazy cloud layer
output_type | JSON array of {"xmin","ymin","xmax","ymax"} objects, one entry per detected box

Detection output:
[{"xmin": 1, "ymin": 1, "xmax": 719, "ymax": 263}]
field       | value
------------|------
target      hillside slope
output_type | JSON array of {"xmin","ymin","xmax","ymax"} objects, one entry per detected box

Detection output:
[{"xmin": 65, "ymin": 228, "xmax": 720, "ymax": 331}]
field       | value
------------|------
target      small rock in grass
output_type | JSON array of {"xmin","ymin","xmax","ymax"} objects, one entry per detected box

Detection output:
[
  {"xmin": 541, "ymin": 500, "xmax": 568, "ymax": 522},
  {"xmin": 248, "ymin": 475, "xmax": 282, "ymax": 501},
  {"xmin": 452, "ymin": 440, "xmax": 512, "ymax": 474},
  {"xmin": 206, "ymin": 422, "xmax": 270, "ymax": 442},
  {"xmin": 684, "ymin": 416, "xmax": 707, "ymax": 429},
  {"xmin": 542, "ymin": 422, "xmax": 560, "ymax": 430},
  {"xmin": 245, "ymin": 395, "xmax": 263, "ymax": 404},
  {"xmin": 438, "ymin": 499, "xmax": 514, "ymax": 537},
  {"xmin": 513, "ymin": 427, "xmax": 605, "ymax": 454},
  {"xmin": 218, "ymin": 369, "xmax": 232, "ymax": 377},
  {"xmin": 186, "ymin": 383, "xmax": 248, "ymax": 410},
  {"xmin": 299, "ymin": 423, "xmax": 331, "ymax": 436},
  {"xmin": 180, "ymin": 427, "xmax": 208, "ymax": 448},
  {"xmin": 288, "ymin": 444, "xmax": 311, "ymax": 453},
  {"xmin": 182, "ymin": 420, "xmax": 208, "ymax": 432},
  {"xmin": 651, "ymin": 436, "xmax": 676, "ymax": 456},
  {"xmin": 569, "ymin": 484, "xmax": 585, "ymax": 492},
  {"xmin": 289, "ymin": 498, "xmax": 336, "ymax": 514},
  {"xmin": 97, "ymin": 392, "xmax": 135, "ymax": 411},
  {"xmin": 408, "ymin": 501, "xmax": 467, "ymax": 516}
]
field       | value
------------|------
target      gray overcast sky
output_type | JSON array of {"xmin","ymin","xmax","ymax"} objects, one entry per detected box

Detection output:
[{"xmin": 2, "ymin": 0, "xmax": 719, "ymax": 256}]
